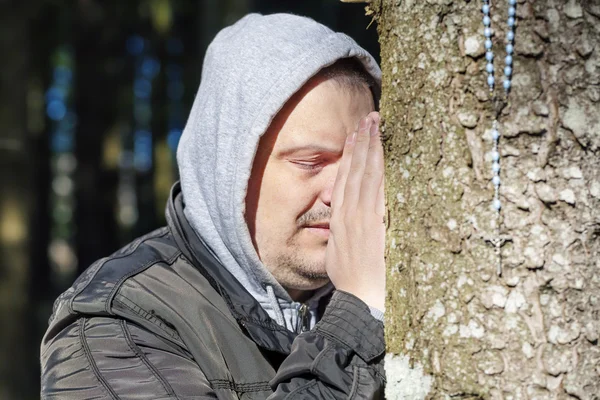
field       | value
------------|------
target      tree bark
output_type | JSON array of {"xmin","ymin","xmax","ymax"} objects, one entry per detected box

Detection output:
[{"xmin": 373, "ymin": 0, "xmax": 600, "ymax": 398}]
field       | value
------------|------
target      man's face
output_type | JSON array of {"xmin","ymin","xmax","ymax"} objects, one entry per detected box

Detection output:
[{"xmin": 245, "ymin": 77, "xmax": 375, "ymax": 300}]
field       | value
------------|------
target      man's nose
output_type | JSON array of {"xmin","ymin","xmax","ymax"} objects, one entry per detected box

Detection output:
[{"xmin": 319, "ymin": 166, "xmax": 338, "ymax": 207}]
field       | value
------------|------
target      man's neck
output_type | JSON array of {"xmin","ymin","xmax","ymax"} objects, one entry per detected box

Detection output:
[{"xmin": 287, "ymin": 289, "xmax": 315, "ymax": 304}]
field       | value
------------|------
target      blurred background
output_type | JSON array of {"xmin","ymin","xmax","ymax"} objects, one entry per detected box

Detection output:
[{"xmin": 0, "ymin": 0, "xmax": 378, "ymax": 398}]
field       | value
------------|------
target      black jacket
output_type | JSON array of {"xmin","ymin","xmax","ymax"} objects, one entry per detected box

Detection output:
[{"xmin": 40, "ymin": 183, "xmax": 385, "ymax": 399}]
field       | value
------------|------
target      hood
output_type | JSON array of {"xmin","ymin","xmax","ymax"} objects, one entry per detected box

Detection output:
[{"xmin": 176, "ymin": 13, "xmax": 381, "ymax": 331}]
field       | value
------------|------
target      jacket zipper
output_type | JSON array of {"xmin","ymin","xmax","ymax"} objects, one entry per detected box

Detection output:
[{"xmin": 298, "ymin": 304, "xmax": 309, "ymax": 333}]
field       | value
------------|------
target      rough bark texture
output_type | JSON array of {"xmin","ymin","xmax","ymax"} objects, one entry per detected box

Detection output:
[{"xmin": 373, "ymin": 0, "xmax": 600, "ymax": 398}]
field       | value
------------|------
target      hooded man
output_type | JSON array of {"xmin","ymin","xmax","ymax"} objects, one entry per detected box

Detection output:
[{"xmin": 41, "ymin": 13, "xmax": 386, "ymax": 399}]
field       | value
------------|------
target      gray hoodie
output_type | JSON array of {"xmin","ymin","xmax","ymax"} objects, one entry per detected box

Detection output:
[{"xmin": 177, "ymin": 13, "xmax": 381, "ymax": 332}]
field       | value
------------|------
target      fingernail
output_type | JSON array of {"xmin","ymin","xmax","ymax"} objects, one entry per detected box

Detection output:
[
  {"xmin": 346, "ymin": 131, "xmax": 357, "ymax": 144},
  {"xmin": 371, "ymin": 113, "xmax": 380, "ymax": 127},
  {"xmin": 359, "ymin": 117, "xmax": 371, "ymax": 130},
  {"xmin": 370, "ymin": 121, "xmax": 379, "ymax": 136}
]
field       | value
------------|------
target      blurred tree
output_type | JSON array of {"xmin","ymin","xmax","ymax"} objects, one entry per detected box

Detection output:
[
  {"xmin": 0, "ymin": 1, "xmax": 43, "ymax": 398},
  {"xmin": 73, "ymin": 1, "xmax": 129, "ymax": 270},
  {"xmin": 376, "ymin": 0, "xmax": 600, "ymax": 398}
]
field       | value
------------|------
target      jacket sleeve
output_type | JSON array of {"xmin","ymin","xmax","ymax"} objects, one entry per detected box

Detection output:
[
  {"xmin": 268, "ymin": 291, "xmax": 386, "ymax": 399},
  {"xmin": 40, "ymin": 316, "xmax": 218, "ymax": 400}
]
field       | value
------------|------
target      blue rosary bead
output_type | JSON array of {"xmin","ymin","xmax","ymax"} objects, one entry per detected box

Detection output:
[
  {"xmin": 488, "ymin": 75, "xmax": 495, "ymax": 86},
  {"xmin": 485, "ymin": 39, "xmax": 493, "ymax": 49},
  {"xmin": 509, "ymin": 0, "xmax": 516, "ymax": 5},
  {"xmin": 505, "ymin": 55, "xmax": 513, "ymax": 65},
  {"xmin": 493, "ymin": 176, "xmax": 501, "ymax": 186},
  {"xmin": 503, "ymin": 80, "xmax": 511, "ymax": 90},
  {"xmin": 493, "ymin": 199, "xmax": 502, "ymax": 210},
  {"xmin": 484, "ymin": 27, "xmax": 492, "ymax": 37},
  {"xmin": 486, "ymin": 51, "xmax": 494, "ymax": 61},
  {"xmin": 482, "ymin": 4, "xmax": 490, "ymax": 14},
  {"xmin": 508, "ymin": 7, "xmax": 516, "ymax": 17},
  {"xmin": 504, "ymin": 66, "xmax": 512, "ymax": 76},
  {"xmin": 492, "ymin": 129, "xmax": 500, "ymax": 140},
  {"xmin": 487, "ymin": 63, "xmax": 494, "ymax": 73},
  {"xmin": 506, "ymin": 44, "xmax": 514, "ymax": 54},
  {"xmin": 507, "ymin": 31, "xmax": 515, "ymax": 41},
  {"xmin": 492, "ymin": 162, "xmax": 500, "ymax": 173},
  {"xmin": 508, "ymin": 17, "xmax": 515, "ymax": 27},
  {"xmin": 492, "ymin": 150, "xmax": 500, "ymax": 161},
  {"xmin": 483, "ymin": 16, "xmax": 491, "ymax": 26}
]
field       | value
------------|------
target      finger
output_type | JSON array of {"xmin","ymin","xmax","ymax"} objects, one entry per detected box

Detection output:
[
  {"xmin": 370, "ymin": 111, "xmax": 380, "ymax": 129},
  {"xmin": 359, "ymin": 118, "xmax": 384, "ymax": 213},
  {"xmin": 331, "ymin": 127, "xmax": 357, "ymax": 209},
  {"xmin": 371, "ymin": 112, "xmax": 385, "ymax": 217},
  {"xmin": 343, "ymin": 116, "xmax": 373, "ymax": 208}
]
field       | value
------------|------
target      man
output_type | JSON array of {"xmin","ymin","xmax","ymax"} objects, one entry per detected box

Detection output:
[{"xmin": 41, "ymin": 13, "xmax": 386, "ymax": 399}]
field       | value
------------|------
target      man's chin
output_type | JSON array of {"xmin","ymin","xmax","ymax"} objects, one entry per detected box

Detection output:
[
  {"xmin": 296, "ymin": 270, "xmax": 329, "ymax": 283},
  {"xmin": 287, "ymin": 263, "xmax": 329, "ymax": 289}
]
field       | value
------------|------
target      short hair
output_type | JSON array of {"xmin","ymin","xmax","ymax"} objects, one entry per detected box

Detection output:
[{"xmin": 315, "ymin": 58, "xmax": 379, "ymax": 109}]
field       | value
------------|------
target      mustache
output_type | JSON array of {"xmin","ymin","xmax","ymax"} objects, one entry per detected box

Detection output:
[{"xmin": 297, "ymin": 208, "xmax": 331, "ymax": 226}]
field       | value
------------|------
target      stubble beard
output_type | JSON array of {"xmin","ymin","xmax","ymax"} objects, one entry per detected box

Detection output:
[
  {"xmin": 264, "ymin": 208, "xmax": 332, "ymax": 290},
  {"xmin": 268, "ymin": 233, "xmax": 329, "ymax": 291}
]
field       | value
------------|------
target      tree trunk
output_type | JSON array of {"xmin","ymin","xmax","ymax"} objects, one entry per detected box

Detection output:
[{"xmin": 373, "ymin": 0, "xmax": 600, "ymax": 398}]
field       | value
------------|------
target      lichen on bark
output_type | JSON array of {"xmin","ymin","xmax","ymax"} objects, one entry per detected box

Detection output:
[{"xmin": 374, "ymin": 0, "xmax": 600, "ymax": 398}]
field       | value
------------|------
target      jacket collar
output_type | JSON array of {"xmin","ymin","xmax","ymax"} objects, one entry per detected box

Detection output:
[{"xmin": 166, "ymin": 182, "xmax": 297, "ymax": 354}]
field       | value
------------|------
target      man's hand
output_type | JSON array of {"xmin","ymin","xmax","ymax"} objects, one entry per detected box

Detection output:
[{"xmin": 325, "ymin": 112, "xmax": 385, "ymax": 311}]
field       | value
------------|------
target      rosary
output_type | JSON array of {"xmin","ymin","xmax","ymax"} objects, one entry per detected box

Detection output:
[{"xmin": 482, "ymin": 0, "xmax": 516, "ymax": 276}]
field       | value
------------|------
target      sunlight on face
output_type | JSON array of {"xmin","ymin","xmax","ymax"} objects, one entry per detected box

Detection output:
[{"xmin": 245, "ymin": 76, "xmax": 374, "ymax": 300}]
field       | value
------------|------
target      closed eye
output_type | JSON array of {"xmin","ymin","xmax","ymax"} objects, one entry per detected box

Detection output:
[{"xmin": 290, "ymin": 161, "xmax": 324, "ymax": 171}]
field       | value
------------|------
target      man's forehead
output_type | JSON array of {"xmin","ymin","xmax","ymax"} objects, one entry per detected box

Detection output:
[{"xmin": 261, "ymin": 78, "xmax": 373, "ymax": 153}]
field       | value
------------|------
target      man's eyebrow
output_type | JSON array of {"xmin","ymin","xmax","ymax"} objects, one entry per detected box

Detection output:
[{"xmin": 279, "ymin": 144, "xmax": 342, "ymax": 156}]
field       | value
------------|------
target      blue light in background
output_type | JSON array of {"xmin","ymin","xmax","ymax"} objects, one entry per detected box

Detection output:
[
  {"xmin": 141, "ymin": 57, "xmax": 160, "ymax": 79},
  {"xmin": 167, "ymin": 128, "xmax": 182, "ymax": 151},
  {"xmin": 134, "ymin": 129, "xmax": 153, "ymax": 172},
  {"xmin": 126, "ymin": 35, "xmax": 145, "ymax": 56},
  {"xmin": 47, "ymin": 100, "xmax": 67, "ymax": 121},
  {"xmin": 53, "ymin": 66, "xmax": 73, "ymax": 85},
  {"xmin": 133, "ymin": 78, "xmax": 152, "ymax": 99},
  {"xmin": 51, "ymin": 131, "xmax": 73, "ymax": 153},
  {"xmin": 45, "ymin": 86, "xmax": 66, "ymax": 103},
  {"xmin": 60, "ymin": 112, "xmax": 78, "ymax": 130},
  {"xmin": 165, "ymin": 36, "xmax": 184, "ymax": 157}
]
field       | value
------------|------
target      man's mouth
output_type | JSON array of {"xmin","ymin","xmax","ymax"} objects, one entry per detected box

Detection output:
[{"xmin": 304, "ymin": 223, "xmax": 330, "ymax": 238}]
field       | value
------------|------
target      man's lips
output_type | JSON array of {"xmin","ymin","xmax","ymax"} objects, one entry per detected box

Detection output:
[
  {"xmin": 306, "ymin": 223, "xmax": 330, "ymax": 229},
  {"xmin": 303, "ymin": 223, "xmax": 330, "ymax": 238}
]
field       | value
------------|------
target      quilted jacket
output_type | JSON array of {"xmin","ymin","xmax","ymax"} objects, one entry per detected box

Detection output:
[{"xmin": 40, "ymin": 183, "xmax": 385, "ymax": 399}]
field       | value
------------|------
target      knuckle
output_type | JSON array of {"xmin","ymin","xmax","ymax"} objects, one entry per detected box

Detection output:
[
  {"xmin": 362, "ymin": 170, "xmax": 377, "ymax": 179},
  {"xmin": 362, "ymin": 169, "xmax": 382, "ymax": 181},
  {"xmin": 355, "ymin": 132, "xmax": 370, "ymax": 143},
  {"xmin": 349, "ymin": 164, "xmax": 363, "ymax": 175}
]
